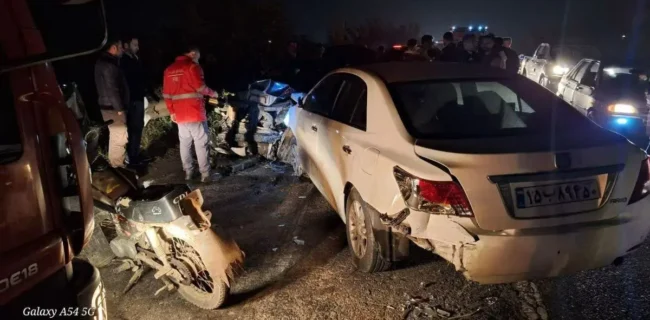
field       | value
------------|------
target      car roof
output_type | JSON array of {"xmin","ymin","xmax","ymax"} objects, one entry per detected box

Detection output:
[{"xmin": 354, "ymin": 62, "xmax": 513, "ymax": 83}]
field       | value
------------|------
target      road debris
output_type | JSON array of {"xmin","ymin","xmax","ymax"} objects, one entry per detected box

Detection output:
[
  {"xmin": 292, "ymin": 236, "xmax": 305, "ymax": 245},
  {"xmin": 278, "ymin": 224, "xmax": 285, "ymax": 227},
  {"xmin": 272, "ymin": 248, "xmax": 278, "ymax": 252},
  {"xmin": 435, "ymin": 307, "xmax": 452, "ymax": 318},
  {"xmin": 298, "ymin": 196, "xmax": 307, "ymax": 199}
]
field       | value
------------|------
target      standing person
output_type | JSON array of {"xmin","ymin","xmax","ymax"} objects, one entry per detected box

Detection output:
[
  {"xmin": 403, "ymin": 38, "xmax": 427, "ymax": 61},
  {"xmin": 503, "ymin": 37, "xmax": 513, "ymax": 49},
  {"xmin": 457, "ymin": 34, "xmax": 481, "ymax": 64},
  {"xmin": 439, "ymin": 32, "xmax": 457, "ymax": 62},
  {"xmin": 496, "ymin": 37, "xmax": 519, "ymax": 73},
  {"xmin": 419, "ymin": 34, "xmax": 440, "ymax": 60},
  {"xmin": 481, "ymin": 34, "xmax": 506, "ymax": 70},
  {"xmin": 162, "ymin": 46, "xmax": 219, "ymax": 182},
  {"xmin": 121, "ymin": 36, "xmax": 153, "ymax": 167},
  {"xmin": 95, "ymin": 38, "xmax": 129, "ymax": 168}
]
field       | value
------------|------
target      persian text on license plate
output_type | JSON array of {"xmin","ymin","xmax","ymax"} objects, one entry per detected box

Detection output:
[{"xmin": 515, "ymin": 180, "xmax": 600, "ymax": 209}]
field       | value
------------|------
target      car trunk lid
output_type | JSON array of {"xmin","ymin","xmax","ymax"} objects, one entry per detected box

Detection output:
[{"xmin": 414, "ymin": 133, "xmax": 643, "ymax": 231}]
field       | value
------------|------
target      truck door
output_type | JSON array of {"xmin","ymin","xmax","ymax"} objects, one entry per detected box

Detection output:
[
  {"xmin": 572, "ymin": 61, "xmax": 599, "ymax": 112},
  {"xmin": 531, "ymin": 44, "xmax": 549, "ymax": 81},
  {"xmin": 562, "ymin": 60, "xmax": 590, "ymax": 111}
]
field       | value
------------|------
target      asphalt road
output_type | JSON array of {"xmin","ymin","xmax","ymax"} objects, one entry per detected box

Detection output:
[{"xmin": 100, "ymin": 151, "xmax": 650, "ymax": 320}]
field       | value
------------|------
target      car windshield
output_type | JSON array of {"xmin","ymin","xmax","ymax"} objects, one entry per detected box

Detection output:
[{"xmin": 390, "ymin": 78, "xmax": 595, "ymax": 139}]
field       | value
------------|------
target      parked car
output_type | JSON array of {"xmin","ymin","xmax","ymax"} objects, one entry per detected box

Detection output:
[
  {"xmin": 557, "ymin": 58, "xmax": 650, "ymax": 148},
  {"xmin": 287, "ymin": 62, "xmax": 650, "ymax": 284},
  {"xmin": 519, "ymin": 43, "xmax": 600, "ymax": 91}
]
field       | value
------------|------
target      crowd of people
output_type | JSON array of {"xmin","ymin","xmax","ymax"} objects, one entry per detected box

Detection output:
[{"xmin": 396, "ymin": 31, "xmax": 520, "ymax": 73}]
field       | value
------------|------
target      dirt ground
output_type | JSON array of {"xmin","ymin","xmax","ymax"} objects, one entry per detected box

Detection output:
[{"xmin": 100, "ymin": 148, "xmax": 650, "ymax": 320}]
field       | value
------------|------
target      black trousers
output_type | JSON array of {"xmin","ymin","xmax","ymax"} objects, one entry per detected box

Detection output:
[{"xmin": 126, "ymin": 100, "xmax": 145, "ymax": 163}]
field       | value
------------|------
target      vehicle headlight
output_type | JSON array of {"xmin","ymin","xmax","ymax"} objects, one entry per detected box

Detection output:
[
  {"xmin": 552, "ymin": 65, "xmax": 569, "ymax": 75},
  {"xmin": 607, "ymin": 103, "xmax": 637, "ymax": 114}
]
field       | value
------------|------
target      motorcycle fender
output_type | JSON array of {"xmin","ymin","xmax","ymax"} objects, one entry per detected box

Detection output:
[{"xmin": 161, "ymin": 216, "xmax": 243, "ymax": 287}]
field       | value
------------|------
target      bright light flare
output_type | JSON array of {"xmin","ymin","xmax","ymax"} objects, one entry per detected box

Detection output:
[{"xmin": 608, "ymin": 104, "xmax": 637, "ymax": 114}]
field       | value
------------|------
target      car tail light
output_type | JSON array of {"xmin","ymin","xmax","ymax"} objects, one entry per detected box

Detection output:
[
  {"xmin": 393, "ymin": 167, "xmax": 473, "ymax": 216},
  {"xmin": 628, "ymin": 158, "xmax": 650, "ymax": 205}
]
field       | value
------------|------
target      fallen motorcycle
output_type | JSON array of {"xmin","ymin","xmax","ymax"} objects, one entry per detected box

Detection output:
[{"xmin": 90, "ymin": 161, "xmax": 244, "ymax": 309}]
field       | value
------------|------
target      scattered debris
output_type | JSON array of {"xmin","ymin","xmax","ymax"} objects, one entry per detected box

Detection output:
[
  {"xmin": 484, "ymin": 296, "xmax": 498, "ymax": 306},
  {"xmin": 142, "ymin": 180, "xmax": 154, "ymax": 188},
  {"xmin": 419, "ymin": 281, "xmax": 434, "ymax": 288},
  {"xmin": 292, "ymin": 236, "xmax": 305, "ymax": 245},
  {"xmin": 278, "ymin": 224, "xmax": 285, "ymax": 227},
  {"xmin": 386, "ymin": 305, "xmax": 396, "ymax": 310},
  {"xmin": 299, "ymin": 196, "xmax": 307, "ymax": 199},
  {"xmin": 436, "ymin": 307, "xmax": 452, "ymax": 318},
  {"xmin": 272, "ymin": 248, "xmax": 278, "ymax": 252}
]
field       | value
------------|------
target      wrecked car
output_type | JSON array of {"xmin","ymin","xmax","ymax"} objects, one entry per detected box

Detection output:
[
  {"xmin": 290, "ymin": 62, "xmax": 650, "ymax": 284},
  {"xmin": 206, "ymin": 79, "xmax": 303, "ymax": 174}
]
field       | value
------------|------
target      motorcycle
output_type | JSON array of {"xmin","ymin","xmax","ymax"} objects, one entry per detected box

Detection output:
[
  {"xmin": 63, "ymin": 82, "xmax": 244, "ymax": 309},
  {"xmin": 90, "ymin": 159, "xmax": 244, "ymax": 309}
]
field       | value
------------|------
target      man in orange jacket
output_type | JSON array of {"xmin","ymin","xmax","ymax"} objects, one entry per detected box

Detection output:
[{"xmin": 163, "ymin": 46, "xmax": 218, "ymax": 182}]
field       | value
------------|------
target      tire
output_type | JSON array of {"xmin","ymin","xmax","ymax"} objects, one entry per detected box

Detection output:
[
  {"xmin": 171, "ymin": 239, "xmax": 230, "ymax": 309},
  {"xmin": 177, "ymin": 279, "xmax": 229, "ymax": 310},
  {"xmin": 345, "ymin": 188, "xmax": 391, "ymax": 273}
]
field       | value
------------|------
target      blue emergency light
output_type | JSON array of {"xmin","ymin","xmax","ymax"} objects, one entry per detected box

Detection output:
[{"xmin": 615, "ymin": 117, "xmax": 629, "ymax": 125}]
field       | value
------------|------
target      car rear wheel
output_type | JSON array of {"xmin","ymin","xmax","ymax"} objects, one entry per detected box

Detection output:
[{"xmin": 345, "ymin": 188, "xmax": 391, "ymax": 273}]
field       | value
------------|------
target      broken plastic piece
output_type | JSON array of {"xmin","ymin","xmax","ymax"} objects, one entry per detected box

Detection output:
[{"xmin": 436, "ymin": 307, "xmax": 452, "ymax": 318}]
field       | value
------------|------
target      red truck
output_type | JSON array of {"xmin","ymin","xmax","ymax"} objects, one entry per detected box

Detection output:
[{"xmin": 0, "ymin": 0, "xmax": 108, "ymax": 318}]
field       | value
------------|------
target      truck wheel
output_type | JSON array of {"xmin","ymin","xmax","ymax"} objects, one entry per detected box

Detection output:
[{"xmin": 345, "ymin": 188, "xmax": 392, "ymax": 273}]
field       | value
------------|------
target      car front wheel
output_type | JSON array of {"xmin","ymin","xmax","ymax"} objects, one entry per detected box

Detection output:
[{"xmin": 345, "ymin": 188, "xmax": 392, "ymax": 273}]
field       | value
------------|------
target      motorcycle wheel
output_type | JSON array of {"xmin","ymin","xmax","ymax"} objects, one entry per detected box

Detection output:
[
  {"xmin": 171, "ymin": 238, "xmax": 230, "ymax": 309},
  {"xmin": 177, "ymin": 279, "xmax": 229, "ymax": 310}
]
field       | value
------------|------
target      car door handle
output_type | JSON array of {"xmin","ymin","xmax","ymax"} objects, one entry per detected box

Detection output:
[
  {"xmin": 311, "ymin": 125, "xmax": 318, "ymax": 132},
  {"xmin": 342, "ymin": 145, "xmax": 352, "ymax": 155}
]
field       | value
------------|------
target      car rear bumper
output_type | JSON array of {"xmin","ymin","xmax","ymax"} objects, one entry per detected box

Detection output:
[
  {"xmin": 420, "ymin": 197, "xmax": 650, "ymax": 284},
  {"xmin": 1, "ymin": 259, "xmax": 107, "ymax": 319}
]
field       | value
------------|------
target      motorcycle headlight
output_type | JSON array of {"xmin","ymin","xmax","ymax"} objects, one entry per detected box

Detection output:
[
  {"xmin": 552, "ymin": 65, "xmax": 569, "ymax": 75},
  {"xmin": 607, "ymin": 103, "xmax": 637, "ymax": 114}
]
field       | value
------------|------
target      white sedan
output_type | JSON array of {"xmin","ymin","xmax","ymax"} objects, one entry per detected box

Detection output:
[{"xmin": 285, "ymin": 62, "xmax": 650, "ymax": 284}]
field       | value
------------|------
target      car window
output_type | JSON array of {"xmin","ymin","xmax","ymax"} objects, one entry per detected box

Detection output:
[
  {"xmin": 580, "ymin": 62, "xmax": 599, "ymax": 86},
  {"xmin": 329, "ymin": 74, "xmax": 367, "ymax": 130},
  {"xmin": 302, "ymin": 74, "xmax": 343, "ymax": 116},
  {"xmin": 565, "ymin": 60, "xmax": 585, "ymax": 81},
  {"xmin": 0, "ymin": 72, "xmax": 22, "ymax": 164},
  {"xmin": 389, "ymin": 79, "xmax": 594, "ymax": 139},
  {"xmin": 572, "ymin": 61, "xmax": 591, "ymax": 83}
]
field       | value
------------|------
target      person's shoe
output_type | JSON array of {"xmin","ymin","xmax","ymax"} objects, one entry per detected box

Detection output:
[
  {"xmin": 200, "ymin": 173, "xmax": 212, "ymax": 183},
  {"xmin": 185, "ymin": 171, "xmax": 195, "ymax": 181}
]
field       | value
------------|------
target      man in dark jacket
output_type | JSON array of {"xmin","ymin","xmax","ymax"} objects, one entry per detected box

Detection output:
[
  {"xmin": 456, "ymin": 34, "xmax": 481, "ymax": 64},
  {"xmin": 95, "ymin": 38, "xmax": 129, "ymax": 167},
  {"xmin": 496, "ymin": 37, "xmax": 519, "ymax": 74},
  {"xmin": 121, "ymin": 36, "xmax": 153, "ymax": 166},
  {"xmin": 439, "ymin": 32, "xmax": 457, "ymax": 62}
]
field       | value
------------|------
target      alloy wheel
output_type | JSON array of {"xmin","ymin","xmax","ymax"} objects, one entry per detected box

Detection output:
[{"xmin": 348, "ymin": 200, "xmax": 368, "ymax": 258}]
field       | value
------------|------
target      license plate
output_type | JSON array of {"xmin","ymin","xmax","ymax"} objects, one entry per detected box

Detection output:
[{"xmin": 515, "ymin": 180, "xmax": 600, "ymax": 208}]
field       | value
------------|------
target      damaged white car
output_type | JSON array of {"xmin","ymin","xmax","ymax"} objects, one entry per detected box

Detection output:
[{"xmin": 289, "ymin": 62, "xmax": 650, "ymax": 284}]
